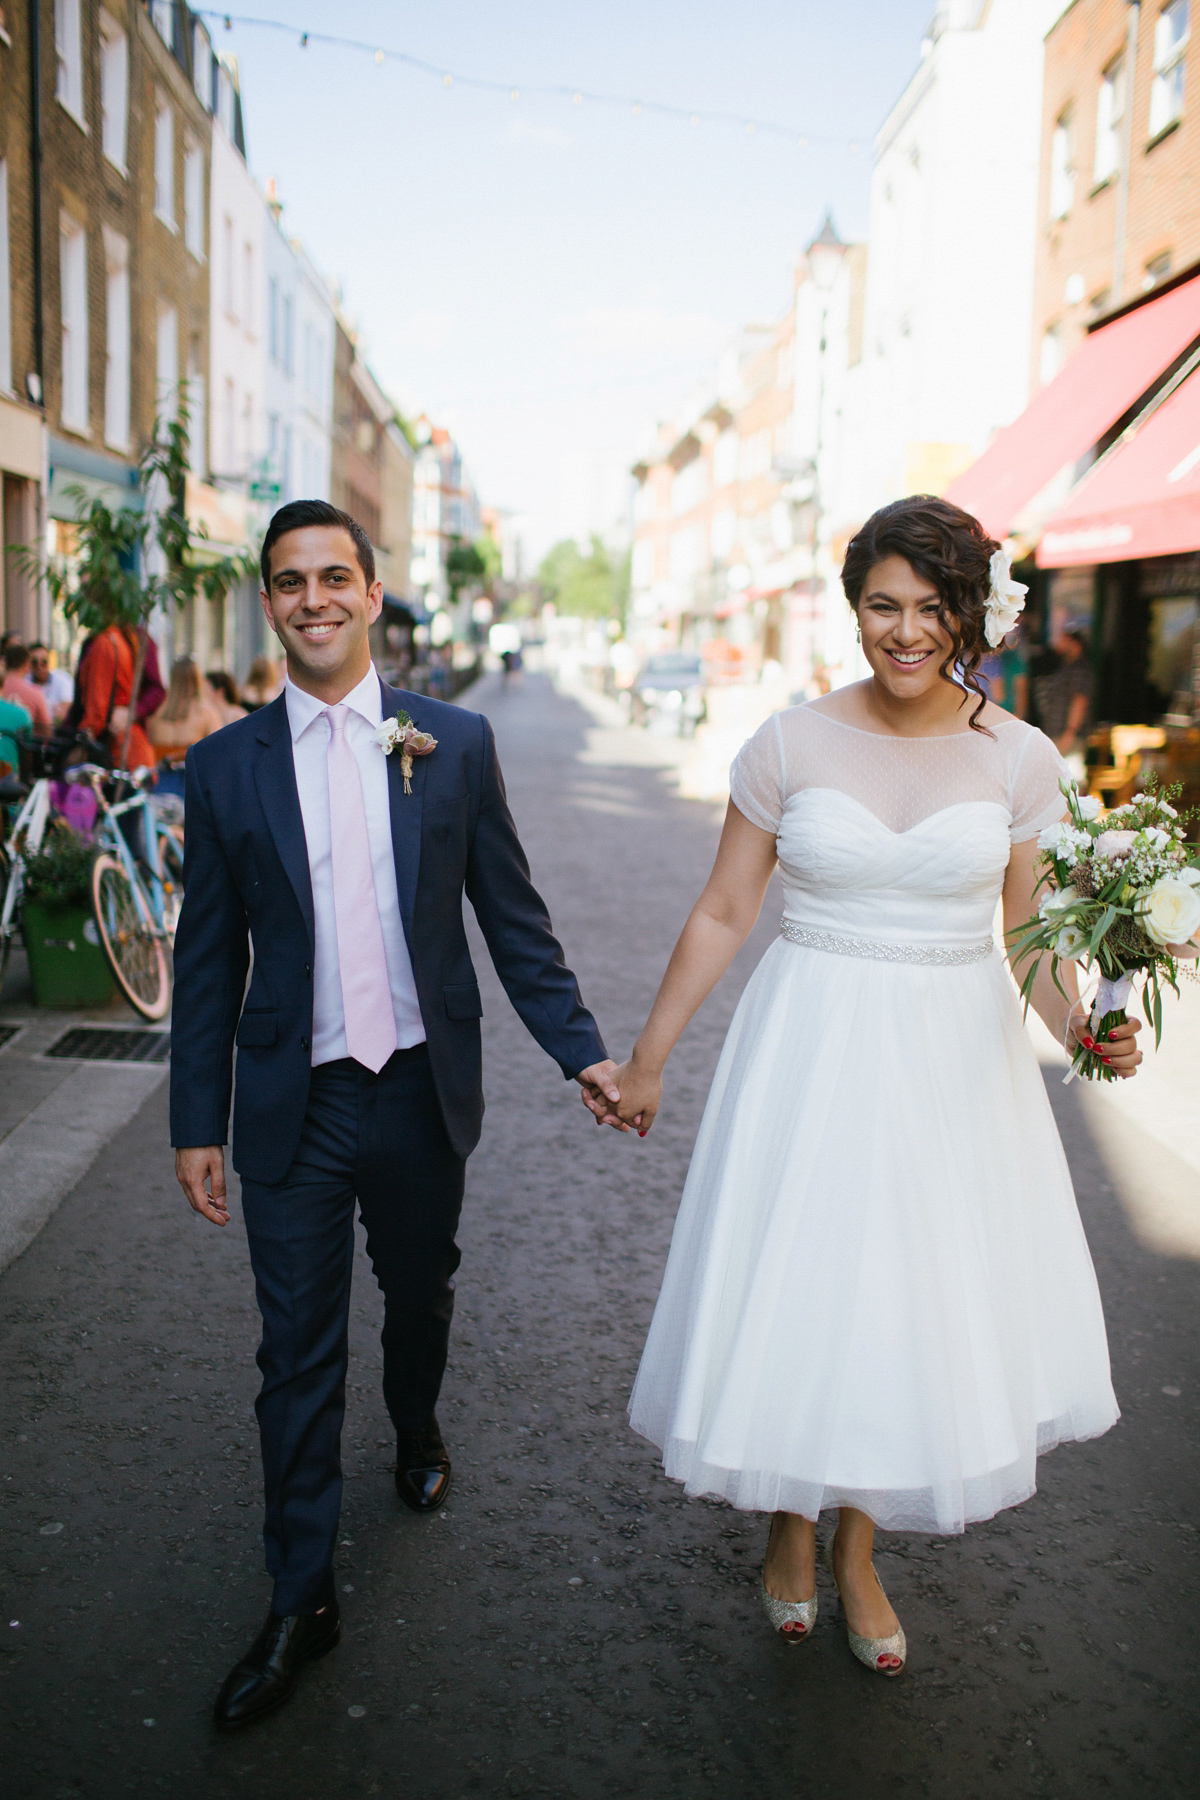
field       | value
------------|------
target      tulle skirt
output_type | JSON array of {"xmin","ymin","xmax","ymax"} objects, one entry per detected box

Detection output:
[{"xmin": 628, "ymin": 935, "xmax": 1119, "ymax": 1534}]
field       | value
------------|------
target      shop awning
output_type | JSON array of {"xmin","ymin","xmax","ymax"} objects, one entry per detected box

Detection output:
[
  {"xmin": 944, "ymin": 273, "xmax": 1200, "ymax": 538},
  {"xmin": 1037, "ymin": 369, "xmax": 1200, "ymax": 567}
]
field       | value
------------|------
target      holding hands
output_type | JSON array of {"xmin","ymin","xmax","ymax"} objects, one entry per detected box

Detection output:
[{"xmin": 578, "ymin": 1058, "xmax": 663, "ymax": 1135}]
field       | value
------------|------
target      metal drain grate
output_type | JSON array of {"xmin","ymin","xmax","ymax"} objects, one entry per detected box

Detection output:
[
  {"xmin": 46, "ymin": 1027, "xmax": 170, "ymax": 1064},
  {"xmin": 0, "ymin": 1025, "xmax": 20, "ymax": 1051}
]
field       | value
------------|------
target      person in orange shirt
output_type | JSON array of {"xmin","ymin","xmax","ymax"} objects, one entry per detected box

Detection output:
[{"xmin": 79, "ymin": 622, "xmax": 154, "ymax": 770}]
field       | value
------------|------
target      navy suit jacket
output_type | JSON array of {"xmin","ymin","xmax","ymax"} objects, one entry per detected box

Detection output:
[{"xmin": 169, "ymin": 678, "xmax": 606, "ymax": 1184}]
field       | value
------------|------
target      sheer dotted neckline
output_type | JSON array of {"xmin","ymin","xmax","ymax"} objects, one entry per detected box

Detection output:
[
  {"xmin": 805, "ymin": 706, "xmax": 1022, "ymax": 743},
  {"xmin": 729, "ymin": 702, "xmax": 1069, "ymax": 840}
]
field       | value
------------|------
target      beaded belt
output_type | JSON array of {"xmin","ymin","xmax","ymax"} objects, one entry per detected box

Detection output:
[{"xmin": 779, "ymin": 920, "xmax": 994, "ymax": 966}]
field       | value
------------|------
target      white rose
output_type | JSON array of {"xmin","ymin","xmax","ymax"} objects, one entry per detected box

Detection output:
[
  {"xmin": 1053, "ymin": 924, "xmax": 1090, "ymax": 960},
  {"xmin": 1076, "ymin": 794, "xmax": 1102, "ymax": 820},
  {"xmin": 984, "ymin": 549, "xmax": 1028, "ymax": 648},
  {"xmin": 1039, "ymin": 883, "xmax": 1079, "ymax": 920},
  {"xmin": 1095, "ymin": 829, "xmax": 1137, "ymax": 860},
  {"xmin": 1138, "ymin": 875, "xmax": 1200, "ymax": 947}
]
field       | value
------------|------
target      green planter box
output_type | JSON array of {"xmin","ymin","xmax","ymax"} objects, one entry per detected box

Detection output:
[{"xmin": 22, "ymin": 900, "xmax": 115, "ymax": 1007}]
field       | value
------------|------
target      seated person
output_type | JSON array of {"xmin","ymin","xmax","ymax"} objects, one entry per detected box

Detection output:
[{"xmin": 147, "ymin": 658, "xmax": 223, "ymax": 798}]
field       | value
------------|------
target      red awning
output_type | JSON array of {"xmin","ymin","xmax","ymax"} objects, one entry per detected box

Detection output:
[
  {"xmin": 1037, "ymin": 370, "xmax": 1200, "ymax": 567},
  {"xmin": 944, "ymin": 274, "xmax": 1200, "ymax": 538}
]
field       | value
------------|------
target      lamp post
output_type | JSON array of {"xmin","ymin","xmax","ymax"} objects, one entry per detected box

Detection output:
[{"xmin": 801, "ymin": 212, "xmax": 847, "ymax": 687}]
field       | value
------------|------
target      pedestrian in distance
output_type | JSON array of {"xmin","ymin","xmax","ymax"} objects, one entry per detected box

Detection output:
[
  {"xmin": 205, "ymin": 667, "xmax": 248, "ymax": 725},
  {"xmin": 1, "ymin": 640, "xmax": 52, "ymax": 735},
  {"xmin": 27, "ymin": 642, "xmax": 75, "ymax": 723},
  {"xmin": 170, "ymin": 499, "xmax": 619, "ymax": 1729},
  {"xmin": 582, "ymin": 496, "xmax": 1143, "ymax": 1678}
]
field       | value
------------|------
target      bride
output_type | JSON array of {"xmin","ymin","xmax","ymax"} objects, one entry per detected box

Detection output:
[{"xmin": 583, "ymin": 496, "xmax": 1142, "ymax": 1677}]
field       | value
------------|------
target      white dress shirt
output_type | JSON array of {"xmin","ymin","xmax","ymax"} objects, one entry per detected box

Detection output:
[{"xmin": 286, "ymin": 669, "xmax": 425, "ymax": 1065}]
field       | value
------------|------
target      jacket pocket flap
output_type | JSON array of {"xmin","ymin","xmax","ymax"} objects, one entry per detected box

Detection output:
[
  {"xmin": 443, "ymin": 982, "xmax": 483, "ymax": 1021},
  {"xmin": 236, "ymin": 1010, "xmax": 278, "ymax": 1047}
]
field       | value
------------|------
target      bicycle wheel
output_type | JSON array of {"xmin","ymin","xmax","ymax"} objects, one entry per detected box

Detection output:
[
  {"xmin": 0, "ymin": 846, "xmax": 12, "ymax": 1002},
  {"xmin": 91, "ymin": 851, "xmax": 171, "ymax": 1021},
  {"xmin": 159, "ymin": 828, "xmax": 185, "ymax": 943}
]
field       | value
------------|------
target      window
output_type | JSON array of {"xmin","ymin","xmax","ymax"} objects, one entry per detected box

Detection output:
[
  {"xmin": 222, "ymin": 215, "xmax": 235, "ymax": 316},
  {"xmin": 1094, "ymin": 55, "xmax": 1124, "ymax": 183},
  {"xmin": 267, "ymin": 276, "xmax": 278, "ymax": 361},
  {"xmin": 216, "ymin": 63, "xmax": 235, "ymax": 139},
  {"xmin": 156, "ymin": 304, "xmax": 178, "ymax": 422},
  {"xmin": 154, "ymin": 100, "xmax": 176, "ymax": 228},
  {"xmin": 193, "ymin": 21, "xmax": 214, "ymax": 110},
  {"xmin": 282, "ymin": 422, "xmax": 293, "ymax": 497},
  {"xmin": 184, "ymin": 141, "xmax": 204, "ymax": 259},
  {"xmin": 241, "ymin": 391, "xmax": 253, "ymax": 471},
  {"xmin": 1049, "ymin": 110, "xmax": 1075, "ymax": 219},
  {"xmin": 282, "ymin": 293, "xmax": 294, "ymax": 375},
  {"xmin": 187, "ymin": 336, "xmax": 205, "ymax": 475},
  {"xmin": 713, "ymin": 429, "xmax": 738, "ymax": 488},
  {"xmin": 54, "ymin": 0, "xmax": 84, "ymax": 126},
  {"xmin": 99, "ymin": 13, "xmax": 127, "ymax": 172},
  {"xmin": 1150, "ymin": 1, "xmax": 1189, "ymax": 138},
  {"xmin": 102, "ymin": 228, "xmax": 129, "ymax": 450},
  {"xmin": 151, "ymin": 0, "xmax": 173, "ymax": 47},
  {"xmin": 243, "ymin": 242, "xmax": 254, "ymax": 338},
  {"xmin": 222, "ymin": 378, "xmax": 236, "ymax": 472},
  {"xmin": 1040, "ymin": 321, "xmax": 1063, "ymax": 386},
  {"xmin": 0, "ymin": 161, "xmax": 10, "ymax": 396},
  {"xmin": 1144, "ymin": 250, "xmax": 1173, "ymax": 289},
  {"xmin": 59, "ymin": 214, "xmax": 88, "ymax": 432}
]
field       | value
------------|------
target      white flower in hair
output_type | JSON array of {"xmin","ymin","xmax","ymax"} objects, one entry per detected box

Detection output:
[{"xmin": 984, "ymin": 548, "xmax": 1028, "ymax": 648}]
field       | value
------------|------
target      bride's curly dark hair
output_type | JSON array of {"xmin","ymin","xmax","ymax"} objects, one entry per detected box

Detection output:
[{"xmin": 841, "ymin": 495, "xmax": 1001, "ymax": 733}]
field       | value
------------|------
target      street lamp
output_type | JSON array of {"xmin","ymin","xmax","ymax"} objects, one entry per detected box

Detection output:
[{"xmin": 802, "ymin": 212, "xmax": 847, "ymax": 687}]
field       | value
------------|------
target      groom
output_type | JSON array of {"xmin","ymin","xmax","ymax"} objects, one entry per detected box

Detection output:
[{"xmin": 171, "ymin": 499, "xmax": 619, "ymax": 1728}]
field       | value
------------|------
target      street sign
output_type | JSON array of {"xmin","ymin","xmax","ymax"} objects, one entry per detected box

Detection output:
[{"xmin": 248, "ymin": 479, "xmax": 281, "ymax": 501}]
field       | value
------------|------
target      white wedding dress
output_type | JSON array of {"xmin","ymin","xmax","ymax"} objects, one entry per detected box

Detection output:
[{"xmin": 628, "ymin": 704, "xmax": 1120, "ymax": 1535}]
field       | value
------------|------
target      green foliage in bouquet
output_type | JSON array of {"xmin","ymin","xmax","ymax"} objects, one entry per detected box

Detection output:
[
  {"xmin": 1008, "ymin": 777, "xmax": 1200, "ymax": 1082},
  {"xmin": 22, "ymin": 826, "xmax": 97, "ymax": 909}
]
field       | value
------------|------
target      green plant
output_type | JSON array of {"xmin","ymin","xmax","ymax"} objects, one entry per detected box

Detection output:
[
  {"xmin": 11, "ymin": 410, "xmax": 258, "ymax": 768},
  {"xmin": 22, "ymin": 827, "xmax": 97, "ymax": 909},
  {"xmin": 537, "ymin": 535, "xmax": 630, "ymax": 622},
  {"xmin": 445, "ymin": 535, "xmax": 488, "ymax": 604}
]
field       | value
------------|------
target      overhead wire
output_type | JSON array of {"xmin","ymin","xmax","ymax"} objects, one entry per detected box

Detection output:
[{"xmin": 196, "ymin": 10, "xmax": 864, "ymax": 151}]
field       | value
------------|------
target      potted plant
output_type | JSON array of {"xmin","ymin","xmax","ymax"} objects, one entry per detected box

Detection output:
[{"xmin": 20, "ymin": 827, "xmax": 114, "ymax": 1006}]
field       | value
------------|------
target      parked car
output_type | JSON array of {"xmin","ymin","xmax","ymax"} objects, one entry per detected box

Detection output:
[{"xmin": 631, "ymin": 652, "xmax": 707, "ymax": 735}]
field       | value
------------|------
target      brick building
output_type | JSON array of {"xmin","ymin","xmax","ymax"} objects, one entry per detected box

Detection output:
[
  {"xmin": 0, "ymin": 1, "xmax": 44, "ymax": 640},
  {"xmin": 1033, "ymin": 0, "xmax": 1199, "ymax": 384},
  {"xmin": 0, "ymin": 0, "xmax": 215, "ymax": 645}
]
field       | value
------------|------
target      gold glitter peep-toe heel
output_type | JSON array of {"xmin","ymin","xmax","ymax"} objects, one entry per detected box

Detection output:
[{"xmin": 823, "ymin": 1535, "xmax": 906, "ymax": 1676}]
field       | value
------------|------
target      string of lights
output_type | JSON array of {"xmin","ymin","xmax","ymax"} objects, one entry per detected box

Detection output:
[{"xmin": 196, "ymin": 10, "xmax": 864, "ymax": 151}]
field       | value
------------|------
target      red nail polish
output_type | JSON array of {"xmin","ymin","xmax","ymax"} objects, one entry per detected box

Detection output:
[{"xmin": 638, "ymin": 1130, "xmax": 647, "ymax": 1138}]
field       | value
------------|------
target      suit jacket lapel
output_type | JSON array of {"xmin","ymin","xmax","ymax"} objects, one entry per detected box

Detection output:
[
  {"xmin": 380, "ymin": 678, "xmax": 426, "ymax": 952},
  {"xmin": 252, "ymin": 693, "xmax": 315, "ymax": 950}
]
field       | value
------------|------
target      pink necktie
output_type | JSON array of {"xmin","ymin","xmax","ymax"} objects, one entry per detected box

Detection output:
[{"xmin": 325, "ymin": 705, "xmax": 398, "ymax": 1073}]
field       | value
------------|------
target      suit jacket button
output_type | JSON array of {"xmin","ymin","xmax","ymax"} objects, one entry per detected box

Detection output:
[
  {"xmin": 300, "ymin": 1037, "xmax": 309, "ymax": 1050},
  {"xmin": 304, "ymin": 964, "xmax": 311, "ymax": 977}
]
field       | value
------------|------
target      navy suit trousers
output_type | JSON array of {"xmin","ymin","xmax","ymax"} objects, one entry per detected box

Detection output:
[{"xmin": 239, "ymin": 1044, "xmax": 465, "ymax": 1617}]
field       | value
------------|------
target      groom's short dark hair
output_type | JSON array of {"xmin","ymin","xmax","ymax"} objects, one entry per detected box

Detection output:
[{"xmin": 260, "ymin": 500, "xmax": 376, "ymax": 591}]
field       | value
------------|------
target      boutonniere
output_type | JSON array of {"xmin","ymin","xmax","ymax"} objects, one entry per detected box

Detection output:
[{"xmin": 374, "ymin": 712, "xmax": 438, "ymax": 794}]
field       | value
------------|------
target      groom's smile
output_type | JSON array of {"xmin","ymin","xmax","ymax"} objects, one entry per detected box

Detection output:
[{"xmin": 260, "ymin": 522, "xmax": 385, "ymax": 703}]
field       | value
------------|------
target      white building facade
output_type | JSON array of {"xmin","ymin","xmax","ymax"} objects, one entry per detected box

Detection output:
[
  {"xmin": 263, "ymin": 204, "xmax": 335, "ymax": 507},
  {"xmin": 207, "ymin": 57, "xmax": 263, "ymax": 492},
  {"xmin": 841, "ymin": 0, "xmax": 1061, "ymax": 524}
]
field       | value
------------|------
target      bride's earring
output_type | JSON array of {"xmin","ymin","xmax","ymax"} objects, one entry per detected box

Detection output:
[{"xmin": 855, "ymin": 622, "xmax": 862, "ymax": 643}]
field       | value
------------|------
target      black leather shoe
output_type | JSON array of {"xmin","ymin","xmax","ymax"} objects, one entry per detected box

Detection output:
[
  {"xmin": 213, "ymin": 1598, "xmax": 341, "ymax": 1729},
  {"xmin": 395, "ymin": 1416, "xmax": 452, "ymax": 1512}
]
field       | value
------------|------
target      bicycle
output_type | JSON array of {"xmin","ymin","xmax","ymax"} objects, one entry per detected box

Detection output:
[{"xmin": 0, "ymin": 761, "xmax": 184, "ymax": 1021}]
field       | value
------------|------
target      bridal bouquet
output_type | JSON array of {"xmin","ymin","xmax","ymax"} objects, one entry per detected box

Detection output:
[{"xmin": 1011, "ymin": 778, "xmax": 1200, "ymax": 1081}]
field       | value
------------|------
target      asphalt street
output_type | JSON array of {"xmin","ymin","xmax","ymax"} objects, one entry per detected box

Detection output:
[{"xmin": 2, "ymin": 671, "xmax": 1198, "ymax": 1800}]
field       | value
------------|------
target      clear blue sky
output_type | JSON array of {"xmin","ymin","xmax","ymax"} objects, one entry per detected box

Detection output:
[{"xmin": 213, "ymin": 1, "xmax": 934, "ymax": 557}]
